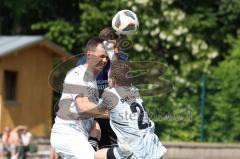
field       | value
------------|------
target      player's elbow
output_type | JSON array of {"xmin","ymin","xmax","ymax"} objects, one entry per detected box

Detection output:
[
  {"xmin": 78, "ymin": 106, "xmax": 90, "ymax": 113},
  {"xmin": 76, "ymin": 96, "xmax": 96, "ymax": 113},
  {"xmin": 76, "ymin": 100, "xmax": 89, "ymax": 113}
]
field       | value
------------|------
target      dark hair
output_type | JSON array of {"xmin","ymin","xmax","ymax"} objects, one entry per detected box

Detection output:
[
  {"xmin": 99, "ymin": 27, "xmax": 119, "ymax": 41},
  {"xmin": 86, "ymin": 37, "xmax": 104, "ymax": 52},
  {"xmin": 110, "ymin": 60, "xmax": 133, "ymax": 86}
]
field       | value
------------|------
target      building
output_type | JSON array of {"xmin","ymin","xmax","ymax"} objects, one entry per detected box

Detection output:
[{"xmin": 0, "ymin": 36, "xmax": 69, "ymax": 136}]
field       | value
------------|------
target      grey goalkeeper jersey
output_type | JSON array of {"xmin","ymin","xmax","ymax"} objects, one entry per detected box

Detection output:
[{"xmin": 99, "ymin": 86, "xmax": 167, "ymax": 159}]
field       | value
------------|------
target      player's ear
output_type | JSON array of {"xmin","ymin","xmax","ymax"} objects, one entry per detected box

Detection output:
[
  {"xmin": 87, "ymin": 50, "xmax": 92, "ymax": 56},
  {"xmin": 86, "ymin": 51, "xmax": 92, "ymax": 60}
]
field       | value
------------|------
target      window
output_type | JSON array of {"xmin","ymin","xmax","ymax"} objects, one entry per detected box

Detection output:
[{"xmin": 4, "ymin": 71, "xmax": 17, "ymax": 101}]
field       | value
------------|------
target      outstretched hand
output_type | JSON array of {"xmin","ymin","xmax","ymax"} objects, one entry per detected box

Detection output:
[{"xmin": 103, "ymin": 41, "xmax": 116, "ymax": 61}]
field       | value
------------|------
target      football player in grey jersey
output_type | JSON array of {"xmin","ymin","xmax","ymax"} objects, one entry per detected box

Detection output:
[{"xmin": 85, "ymin": 60, "xmax": 167, "ymax": 159}]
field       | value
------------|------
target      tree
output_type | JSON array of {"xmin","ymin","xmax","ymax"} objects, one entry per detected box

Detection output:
[
  {"xmin": 0, "ymin": 0, "xmax": 80, "ymax": 34},
  {"xmin": 31, "ymin": 0, "xmax": 126, "ymax": 53},
  {"xmin": 205, "ymin": 35, "xmax": 240, "ymax": 142}
]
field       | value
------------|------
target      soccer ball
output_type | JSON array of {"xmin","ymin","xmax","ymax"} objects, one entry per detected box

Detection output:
[{"xmin": 112, "ymin": 10, "xmax": 139, "ymax": 36}]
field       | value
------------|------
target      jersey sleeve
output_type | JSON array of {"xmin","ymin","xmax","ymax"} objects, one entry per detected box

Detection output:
[
  {"xmin": 62, "ymin": 68, "xmax": 89, "ymax": 99},
  {"xmin": 98, "ymin": 89, "xmax": 118, "ymax": 112}
]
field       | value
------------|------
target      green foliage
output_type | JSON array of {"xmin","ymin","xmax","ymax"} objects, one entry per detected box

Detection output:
[
  {"xmin": 206, "ymin": 36, "xmax": 240, "ymax": 142},
  {"xmin": 0, "ymin": 0, "xmax": 80, "ymax": 34},
  {"xmin": 32, "ymin": 20, "xmax": 76, "ymax": 50},
  {"xmin": 75, "ymin": 0, "xmax": 126, "ymax": 53}
]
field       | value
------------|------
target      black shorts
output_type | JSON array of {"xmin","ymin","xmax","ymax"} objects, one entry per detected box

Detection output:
[
  {"xmin": 94, "ymin": 118, "xmax": 118, "ymax": 148},
  {"xmin": 107, "ymin": 147, "xmax": 116, "ymax": 159}
]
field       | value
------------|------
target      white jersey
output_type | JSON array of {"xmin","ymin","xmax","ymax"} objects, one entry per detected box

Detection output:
[
  {"xmin": 99, "ymin": 86, "xmax": 167, "ymax": 159},
  {"xmin": 53, "ymin": 65, "xmax": 99, "ymax": 137}
]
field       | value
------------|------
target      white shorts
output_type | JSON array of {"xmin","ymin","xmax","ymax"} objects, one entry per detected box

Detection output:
[
  {"xmin": 50, "ymin": 121, "xmax": 95, "ymax": 159},
  {"xmin": 110, "ymin": 132, "xmax": 167, "ymax": 159}
]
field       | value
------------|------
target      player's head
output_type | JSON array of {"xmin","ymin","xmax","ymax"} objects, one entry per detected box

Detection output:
[
  {"xmin": 99, "ymin": 27, "xmax": 119, "ymax": 41},
  {"xmin": 4, "ymin": 126, "xmax": 11, "ymax": 133},
  {"xmin": 99, "ymin": 27, "xmax": 121, "ymax": 54},
  {"xmin": 22, "ymin": 127, "xmax": 29, "ymax": 134},
  {"xmin": 86, "ymin": 37, "xmax": 108, "ymax": 73},
  {"xmin": 108, "ymin": 60, "xmax": 133, "ymax": 88}
]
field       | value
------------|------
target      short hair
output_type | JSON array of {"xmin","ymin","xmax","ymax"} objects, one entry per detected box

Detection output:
[
  {"xmin": 99, "ymin": 27, "xmax": 119, "ymax": 41},
  {"xmin": 86, "ymin": 37, "xmax": 103, "ymax": 52},
  {"xmin": 110, "ymin": 60, "xmax": 133, "ymax": 86}
]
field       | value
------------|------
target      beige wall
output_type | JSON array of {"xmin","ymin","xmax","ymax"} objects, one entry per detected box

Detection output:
[
  {"xmin": 163, "ymin": 142, "xmax": 240, "ymax": 159},
  {"xmin": 0, "ymin": 45, "xmax": 55, "ymax": 136}
]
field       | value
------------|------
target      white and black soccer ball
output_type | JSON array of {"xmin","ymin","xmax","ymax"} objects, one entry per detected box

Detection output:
[{"xmin": 112, "ymin": 10, "xmax": 139, "ymax": 36}]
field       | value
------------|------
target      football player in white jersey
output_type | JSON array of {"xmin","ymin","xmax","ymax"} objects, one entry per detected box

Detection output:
[
  {"xmin": 86, "ymin": 60, "xmax": 167, "ymax": 159},
  {"xmin": 50, "ymin": 37, "xmax": 109, "ymax": 159},
  {"xmin": 76, "ymin": 27, "xmax": 129, "ymax": 149}
]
